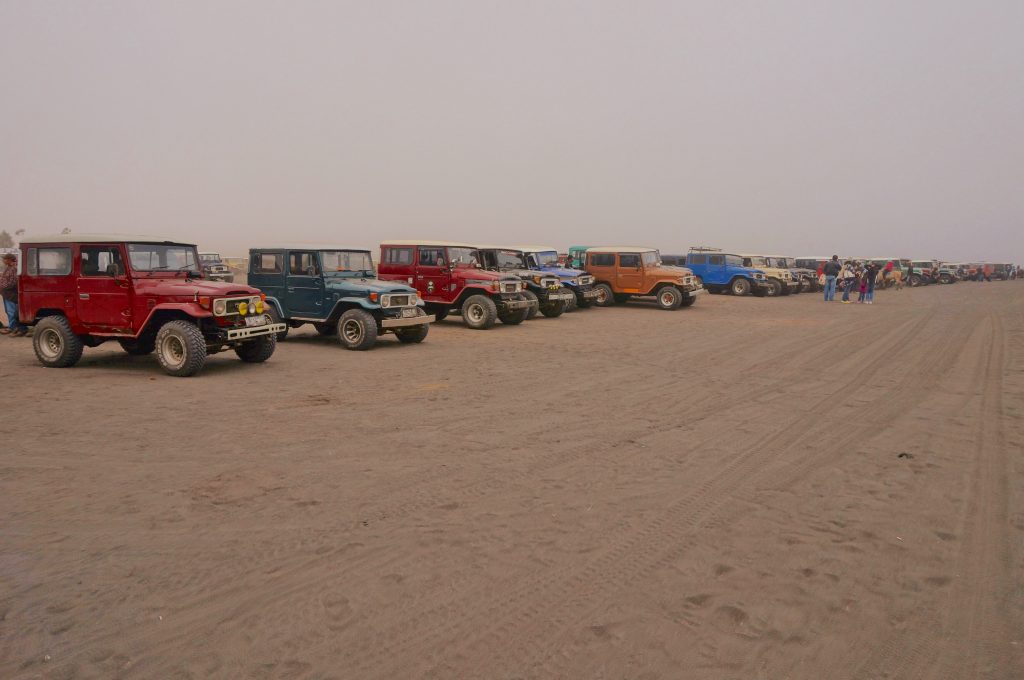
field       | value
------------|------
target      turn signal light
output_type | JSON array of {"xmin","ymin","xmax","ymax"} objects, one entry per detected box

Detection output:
[
  {"xmin": 198, "ymin": 296, "xmax": 211, "ymax": 309},
  {"xmin": 369, "ymin": 292, "xmax": 379, "ymax": 302}
]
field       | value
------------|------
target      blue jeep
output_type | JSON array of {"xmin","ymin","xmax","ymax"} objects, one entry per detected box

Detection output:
[
  {"xmin": 680, "ymin": 248, "xmax": 770, "ymax": 296},
  {"xmin": 518, "ymin": 246, "xmax": 600, "ymax": 310},
  {"xmin": 248, "ymin": 247, "xmax": 433, "ymax": 350}
]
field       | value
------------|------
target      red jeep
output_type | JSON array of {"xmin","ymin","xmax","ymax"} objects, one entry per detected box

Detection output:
[
  {"xmin": 19, "ymin": 235, "xmax": 286, "ymax": 376},
  {"xmin": 377, "ymin": 240, "xmax": 535, "ymax": 329}
]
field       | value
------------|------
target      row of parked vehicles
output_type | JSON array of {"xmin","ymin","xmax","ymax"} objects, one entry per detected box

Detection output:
[{"xmin": 19, "ymin": 235, "xmax": 1011, "ymax": 377}]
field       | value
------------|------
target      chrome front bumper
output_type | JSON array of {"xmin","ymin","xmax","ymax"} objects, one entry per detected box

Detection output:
[{"xmin": 226, "ymin": 323, "xmax": 286, "ymax": 341}]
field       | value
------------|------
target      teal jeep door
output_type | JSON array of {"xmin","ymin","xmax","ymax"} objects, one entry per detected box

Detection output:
[{"xmin": 285, "ymin": 251, "xmax": 325, "ymax": 317}]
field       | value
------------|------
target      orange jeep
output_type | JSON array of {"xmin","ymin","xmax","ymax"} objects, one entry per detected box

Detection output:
[{"xmin": 583, "ymin": 247, "xmax": 704, "ymax": 309}]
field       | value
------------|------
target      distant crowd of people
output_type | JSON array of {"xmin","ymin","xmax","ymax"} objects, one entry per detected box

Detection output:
[{"xmin": 820, "ymin": 255, "xmax": 884, "ymax": 304}]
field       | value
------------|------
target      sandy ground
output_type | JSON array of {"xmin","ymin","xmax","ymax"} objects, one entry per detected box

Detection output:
[{"xmin": 1, "ymin": 282, "xmax": 1022, "ymax": 680}]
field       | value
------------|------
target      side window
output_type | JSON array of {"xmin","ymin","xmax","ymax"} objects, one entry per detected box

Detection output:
[
  {"xmin": 27, "ymin": 247, "xmax": 73, "ymax": 276},
  {"xmin": 709, "ymin": 255, "xmax": 725, "ymax": 265},
  {"xmin": 619, "ymin": 253, "xmax": 640, "ymax": 267},
  {"xmin": 384, "ymin": 248, "xmax": 413, "ymax": 265},
  {"xmin": 589, "ymin": 253, "xmax": 615, "ymax": 267},
  {"xmin": 80, "ymin": 246, "xmax": 124, "ymax": 276},
  {"xmin": 288, "ymin": 252, "xmax": 320, "ymax": 276},
  {"xmin": 252, "ymin": 252, "xmax": 283, "ymax": 274},
  {"xmin": 689, "ymin": 254, "xmax": 706, "ymax": 265},
  {"xmin": 418, "ymin": 248, "xmax": 445, "ymax": 267}
]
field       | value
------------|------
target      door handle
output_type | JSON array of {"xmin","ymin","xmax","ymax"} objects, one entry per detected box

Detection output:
[
  {"xmin": 79, "ymin": 293, "xmax": 90, "ymax": 300},
  {"xmin": 287, "ymin": 287, "xmax": 295, "ymax": 292}
]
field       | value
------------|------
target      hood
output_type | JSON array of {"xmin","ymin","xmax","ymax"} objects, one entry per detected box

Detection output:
[
  {"xmin": 132, "ymin": 277, "xmax": 257, "ymax": 297},
  {"xmin": 325, "ymin": 277, "xmax": 416, "ymax": 295},
  {"xmin": 455, "ymin": 267, "xmax": 515, "ymax": 281},
  {"xmin": 656, "ymin": 264, "xmax": 696, "ymax": 277},
  {"xmin": 539, "ymin": 265, "xmax": 586, "ymax": 278}
]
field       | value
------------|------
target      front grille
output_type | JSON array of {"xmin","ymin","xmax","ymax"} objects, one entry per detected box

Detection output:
[
  {"xmin": 382, "ymin": 293, "xmax": 412, "ymax": 307},
  {"xmin": 502, "ymin": 282, "xmax": 518, "ymax": 293},
  {"xmin": 216, "ymin": 296, "xmax": 255, "ymax": 316}
]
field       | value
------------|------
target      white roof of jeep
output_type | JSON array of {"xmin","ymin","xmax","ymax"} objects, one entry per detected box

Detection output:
[
  {"xmin": 511, "ymin": 245, "xmax": 558, "ymax": 253},
  {"xmin": 250, "ymin": 245, "xmax": 370, "ymax": 252},
  {"xmin": 20, "ymin": 233, "xmax": 193, "ymax": 245},
  {"xmin": 586, "ymin": 246, "xmax": 657, "ymax": 253},
  {"xmin": 379, "ymin": 239, "xmax": 475, "ymax": 248}
]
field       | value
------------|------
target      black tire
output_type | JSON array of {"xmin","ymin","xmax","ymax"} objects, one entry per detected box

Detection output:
[
  {"xmin": 655, "ymin": 286, "xmax": 683, "ymax": 310},
  {"xmin": 395, "ymin": 324, "xmax": 429, "ymax": 343},
  {"xmin": 266, "ymin": 305, "xmax": 289, "ymax": 341},
  {"xmin": 764, "ymin": 279, "xmax": 782, "ymax": 297},
  {"xmin": 679, "ymin": 295, "xmax": 696, "ymax": 307},
  {"xmin": 155, "ymin": 320, "xmax": 208, "ymax": 377},
  {"xmin": 498, "ymin": 307, "xmax": 529, "ymax": 325},
  {"xmin": 314, "ymin": 322, "xmax": 336, "ymax": 336},
  {"xmin": 119, "ymin": 338, "xmax": 155, "ymax": 355},
  {"xmin": 521, "ymin": 290, "xmax": 539, "ymax": 320},
  {"xmin": 32, "ymin": 316, "xmax": 84, "ymax": 368},
  {"xmin": 780, "ymin": 281, "xmax": 792, "ymax": 295},
  {"xmin": 539, "ymin": 300, "xmax": 565, "ymax": 318},
  {"xmin": 613, "ymin": 293, "xmax": 630, "ymax": 304},
  {"xmin": 430, "ymin": 306, "xmax": 449, "ymax": 322},
  {"xmin": 562, "ymin": 288, "xmax": 577, "ymax": 312},
  {"xmin": 234, "ymin": 332, "xmax": 276, "ymax": 363},
  {"xmin": 461, "ymin": 295, "xmax": 497, "ymax": 329},
  {"xmin": 336, "ymin": 309, "xmax": 378, "ymax": 350},
  {"xmin": 799, "ymin": 278, "xmax": 811, "ymax": 293},
  {"xmin": 594, "ymin": 283, "xmax": 614, "ymax": 306},
  {"xmin": 730, "ymin": 278, "xmax": 751, "ymax": 296}
]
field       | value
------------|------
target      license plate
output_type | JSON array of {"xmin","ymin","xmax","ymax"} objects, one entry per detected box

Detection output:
[
  {"xmin": 401, "ymin": 308, "xmax": 417, "ymax": 318},
  {"xmin": 245, "ymin": 315, "xmax": 267, "ymax": 327}
]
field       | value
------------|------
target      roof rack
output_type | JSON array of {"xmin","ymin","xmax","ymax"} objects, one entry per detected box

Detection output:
[{"xmin": 689, "ymin": 246, "xmax": 722, "ymax": 252}]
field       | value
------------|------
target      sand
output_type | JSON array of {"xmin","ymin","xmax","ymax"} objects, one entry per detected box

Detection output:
[{"xmin": 1, "ymin": 281, "xmax": 1022, "ymax": 679}]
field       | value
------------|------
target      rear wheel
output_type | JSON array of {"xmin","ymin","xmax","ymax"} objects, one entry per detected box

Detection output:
[
  {"xmin": 32, "ymin": 316, "xmax": 84, "ymax": 368},
  {"xmin": 234, "ymin": 332, "xmax": 276, "ymax": 363},
  {"xmin": 395, "ymin": 324, "xmax": 429, "ymax": 343},
  {"xmin": 730, "ymin": 278, "xmax": 751, "ymax": 296},
  {"xmin": 462, "ymin": 295, "xmax": 497, "ymax": 329},
  {"xmin": 337, "ymin": 309, "xmax": 378, "ymax": 350},
  {"xmin": 656, "ymin": 286, "xmax": 682, "ymax": 310},
  {"xmin": 594, "ymin": 283, "xmax": 614, "ymax": 306},
  {"xmin": 266, "ymin": 306, "xmax": 288, "ymax": 341},
  {"xmin": 119, "ymin": 338, "xmax": 155, "ymax": 355},
  {"xmin": 155, "ymin": 320, "xmax": 207, "ymax": 377},
  {"xmin": 521, "ymin": 290, "xmax": 539, "ymax": 320}
]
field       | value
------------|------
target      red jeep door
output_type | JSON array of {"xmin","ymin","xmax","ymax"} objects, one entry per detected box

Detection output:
[
  {"xmin": 415, "ymin": 246, "xmax": 451, "ymax": 302},
  {"xmin": 76, "ymin": 244, "xmax": 133, "ymax": 331}
]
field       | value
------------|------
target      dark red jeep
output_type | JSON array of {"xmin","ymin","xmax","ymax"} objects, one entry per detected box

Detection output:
[
  {"xmin": 377, "ymin": 240, "xmax": 535, "ymax": 329},
  {"xmin": 18, "ymin": 235, "xmax": 286, "ymax": 376}
]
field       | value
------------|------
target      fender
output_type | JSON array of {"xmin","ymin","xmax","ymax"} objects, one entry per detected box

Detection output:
[
  {"xmin": 87, "ymin": 303, "xmax": 212, "ymax": 338},
  {"xmin": 263, "ymin": 296, "xmax": 285, "ymax": 317}
]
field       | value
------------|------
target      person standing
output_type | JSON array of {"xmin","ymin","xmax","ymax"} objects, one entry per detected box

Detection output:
[
  {"xmin": 822, "ymin": 255, "xmax": 841, "ymax": 301},
  {"xmin": 1, "ymin": 253, "xmax": 27, "ymax": 336},
  {"xmin": 857, "ymin": 264, "xmax": 868, "ymax": 303},
  {"xmin": 840, "ymin": 260, "xmax": 857, "ymax": 303},
  {"xmin": 865, "ymin": 262, "xmax": 880, "ymax": 303},
  {"xmin": 905, "ymin": 261, "xmax": 915, "ymax": 287}
]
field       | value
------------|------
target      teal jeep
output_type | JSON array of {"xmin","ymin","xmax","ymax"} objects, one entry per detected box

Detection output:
[{"xmin": 248, "ymin": 247, "xmax": 433, "ymax": 350}]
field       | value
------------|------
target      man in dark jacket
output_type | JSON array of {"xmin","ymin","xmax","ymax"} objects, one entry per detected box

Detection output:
[
  {"xmin": 822, "ymin": 255, "xmax": 841, "ymax": 301},
  {"xmin": 1, "ymin": 253, "xmax": 27, "ymax": 336}
]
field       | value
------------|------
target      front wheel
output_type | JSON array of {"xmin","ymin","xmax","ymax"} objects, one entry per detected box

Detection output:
[
  {"xmin": 395, "ymin": 324, "xmax": 429, "ymax": 343},
  {"xmin": 731, "ymin": 278, "xmax": 751, "ymax": 296},
  {"xmin": 521, "ymin": 290, "xmax": 539, "ymax": 320},
  {"xmin": 266, "ymin": 306, "xmax": 289, "ymax": 341},
  {"xmin": 763, "ymin": 279, "xmax": 782, "ymax": 297},
  {"xmin": 593, "ymin": 283, "xmax": 614, "ymax": 306},
  {"xmin": 155, "ymin": 320, "xmax": 208, "ymax": 377},
  {"xmin": 539, "ymin": 300, "xmax": 564, "ymax": 318},
  {"xmin": 337, "ymin": 309, "xmax": 378, "ymax": 350},
  {"xmin": 461, "ymin": 295, "xmax": 497, "ymax": 329},
  {"xmin": 234, "ymin": 332, "xmax": 277, "ymax": 363},
  {"xmin": 656, "ymin": 286, "xmax": 683, "ymax": 310},
  {"xmin": 498, "ymin": 307, "xmax": 529, "ymax": 325},
  {"xmin": 32, "ymin": 316, "xmax": 84, "ymax": 368},
  {"xmin": 562, "ymin": 288, "xmax": 577, "ymax": 312}
]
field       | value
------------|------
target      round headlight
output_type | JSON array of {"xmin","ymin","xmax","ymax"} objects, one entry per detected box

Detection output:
[
  {"xmin": 238, "ymin": 301, "xmax": 249, "ymax": 316},
  {"xmin": 381, "ymin": 296, "xmax": 390, "ymax": 308},
  {"xmin": 213, "ymin": 299, "xmax": 227, "ymax": 315}
]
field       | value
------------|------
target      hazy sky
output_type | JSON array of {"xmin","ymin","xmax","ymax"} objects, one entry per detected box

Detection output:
[{"xmin": 1, "ymin": 1, "xmax": 1021, "ymax": 261}]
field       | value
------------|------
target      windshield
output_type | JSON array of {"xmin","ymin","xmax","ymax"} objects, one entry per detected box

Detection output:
[
  {"xmin": 768, "ymin": 257, "xmax": 791, "ymax": 268},
  {"xmin": 642, "ymin": 251, "xmax": 659, "ymax": 266},
  {"xmin": 321, "ymin": 250, "xmax": 374, "ymax": 276},
  {"xmin": 448, "ymin": 247, "xmax": 479, "ymax": 267},
  {"xmin": 128, "ymin": 243, "xmax": 199, "ymax": 273},
  {"xmin": 536, "ymin": 250, "xmax": 560, "ymax": 267},
  {"xmin": 495, "ymin": 250, "xmax": 527, "ymax": 269},
  {"xmin": 199, "ymin": 253, "xmax": 221, "ymax": 262},
  {"xmin": 746, "ymin": 256, "xmax": 768, "ymax": 268}
]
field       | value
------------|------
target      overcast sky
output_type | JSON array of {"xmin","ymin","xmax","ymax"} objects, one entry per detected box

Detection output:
[{"xmin": 1, "ymin": 1, "xmax": 1021, "ymax": 261}]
